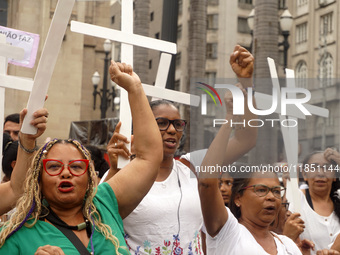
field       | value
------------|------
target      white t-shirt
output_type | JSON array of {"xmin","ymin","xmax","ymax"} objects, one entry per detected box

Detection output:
[
  {"xmin": 208, "ymin": 207, "xmax": 302, "ymax": 255},
  {"xmin": 201, "ymin": 216, "xmax": 217, "ymax": 255},
  {"xmin": 180, "ymin": 149, "xmax": 208, "ymax": 168},
  {"xmin": 289, "ymin": 189, "xmax": 340, "ymax": 254},
  {"xmin": 123, "ymin": 160, "xmax": 203, "ymax": 255}
]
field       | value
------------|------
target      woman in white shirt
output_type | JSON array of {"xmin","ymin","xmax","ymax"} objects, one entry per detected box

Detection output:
[
  {"xmin": 198, "ymin": 47, "xmax": 310, "ymax": 254},
  {"xmin": 289, "ymin": 149, "xmax": 340, "ymax": 254}
]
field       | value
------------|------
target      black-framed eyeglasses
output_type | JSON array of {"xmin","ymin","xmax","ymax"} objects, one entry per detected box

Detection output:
[
  {"xmin": 281, "ymin": 202, "xmax": 290, "ymax": 210},
  {"xmin": 43, "ymin": 159, "xmax": 89, "ymax": 176},
  {"xmin": 156, "ymin": 118, "xmax": 187, "ymax": 132},
  {"xmin": 241, "ymin": 184, "xmax": 286, "ymax": 199}
]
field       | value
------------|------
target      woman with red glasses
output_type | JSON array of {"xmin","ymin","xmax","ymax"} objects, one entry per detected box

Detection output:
[{"xmin": 0, "ymin": 61, "xmax": 163, "ymax": 255}]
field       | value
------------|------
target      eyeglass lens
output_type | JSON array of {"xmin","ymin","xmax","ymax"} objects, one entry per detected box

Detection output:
[
  {"xmin": 44, "ymin": 160, "xmax": 88, "ymax": 176},
  {"xmin": 253, "ymin": 185, "xmax": 285, "ymax": 198},
  {"xmin": 156, "ymin": 118, "xmax": 186, "ymax": 131}
]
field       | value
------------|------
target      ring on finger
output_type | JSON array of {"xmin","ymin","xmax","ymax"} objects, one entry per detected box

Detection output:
[{"xmin": 114, "ymin": 142, "xmax": 118, "ymax": 148}]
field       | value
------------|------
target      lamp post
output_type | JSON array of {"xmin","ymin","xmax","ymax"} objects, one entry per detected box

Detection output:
[
  {"xmin": 278, "ymin": 9, "xmax": 293, "ymax": 72},
  {"xmin": 247, "ymin": 8, "xmax": 293, "ymax": 72},
  {"xmin": 92, "ymin": 39, "xmax": 117, "ymax": 119}
]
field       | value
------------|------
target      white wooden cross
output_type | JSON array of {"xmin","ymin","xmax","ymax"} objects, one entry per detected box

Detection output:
[
  {"xmin": 21, "ymin": 0, "xmax": 76, "ymax": 134},
  {"xmin": 0, "ymin": 34, "xmax": 33, "ymax": 180},
  {"xmin": 216, "ymin": 58, "xmax": 328, "ymax": 212},
  {"xmin": 70, "ymin": 0, "xmax": 200, "ymax": 168},
  {"xmin": 266, "ymin": 58, "xmax": 329, "ymax": 213}
]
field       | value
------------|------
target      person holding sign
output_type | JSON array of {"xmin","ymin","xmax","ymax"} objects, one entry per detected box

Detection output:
[
  {"xmin": 0, "ymin": 108, "xmax": 48, "ymax": 216},
  {"xmin": 0, "ymin": 61, "xmax": 163, "ymax": 255}
]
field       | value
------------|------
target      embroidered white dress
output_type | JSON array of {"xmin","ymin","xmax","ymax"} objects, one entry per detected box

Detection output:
[{"xmin": 123, "ymin": 159, "xmax": 203, "ymax": 255}]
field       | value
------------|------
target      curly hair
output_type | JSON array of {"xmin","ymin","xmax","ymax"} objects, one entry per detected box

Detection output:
[{"xmin": 0, "ymin": 139, "xmax": 124, "ymax": 254}]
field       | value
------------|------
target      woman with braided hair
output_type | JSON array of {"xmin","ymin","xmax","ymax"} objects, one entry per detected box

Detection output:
[{"xmin": 0, "ymin": 61, "xmax": 163, "ymax": 255}]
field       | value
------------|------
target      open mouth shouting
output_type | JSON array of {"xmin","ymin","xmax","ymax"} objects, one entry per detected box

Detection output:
[
  {"xmin": 58, "ymin": 181, "xmax": 75, "ymax": 193},
  {"xmin": 164, "ymin": 138, "xmax": 177, "ymax": 149}
]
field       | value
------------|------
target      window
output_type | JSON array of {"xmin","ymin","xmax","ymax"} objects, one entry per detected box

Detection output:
[
  {"xmin": 155, "ymin": 32, "xmax": 160, "ymax": 39},
  {"xmin": 177, "ymin": 25, "xmax": 182, "ymax": 40},
  {"xmin": 207, "ymin": 14, "xmax": 218, "ymax": 30},
  {"xmin": 238, "ymin": 17, "xmax": 251, "ymax": 34},
  {"xmin": 176, "ymin": 52, "xmax": 181, "ymax": 67},
  {"xmin": 149, "ymin": 60, "xmax": 152, "ymax": 69},
  {"xmin": 150, "ymin": 12, "xmax": 154, "ymax": 21},
  {"xmin": 297, "ymin": 0, "xmax": 308, "ymax": 7},
  {"xmin": 238, "ymin": 0, "xmax": 252, "ymax": 4},
  {"xmin": 111, "ymin": 16, "xmax": 115, "ymax": 24},
  {"xmin": 320, "ymin": 12, "xmax": 333, "ymax": 36},
  {"xmin": 319, "ymin": 52, "xmax": 333, "ymax": 86},
  {"xmin": 206, "ymin": 43, "xmax": 218, "ymax": 59},
  {"xmin": 278, "ymin": 0, "xmax": 286, "ymax": 9},
  {"xmin": 295, "ymin": 61, "xmax": 308, "ymax": 88},
  {"xmin": 296, "ymin": 23, "xmax": 307, "ymax": 44},
  {"xmin": 0, "ymin": 0, "xmax": 8, "ymax": 26}
]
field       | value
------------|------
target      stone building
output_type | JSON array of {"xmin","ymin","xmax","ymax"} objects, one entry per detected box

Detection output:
[
  {"xmin": 3, "ymin": 0, "xmax": 338, "ymax": 159},
  {"xmin": 2, "ymin": 0, "xmax": 114, "ymax": 145},
  {"xmin": 287, "ymin": 0, "xmax": 340, "ymax": 158}
]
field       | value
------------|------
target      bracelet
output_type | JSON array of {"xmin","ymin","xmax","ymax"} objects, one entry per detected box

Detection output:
[{"xmin": 18, "ymin": 135, "xmax": 38, "ymax": 154}]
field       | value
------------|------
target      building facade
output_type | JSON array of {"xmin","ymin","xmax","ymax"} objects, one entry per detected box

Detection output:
[
  {"xmin": 3, "ymin": 0, "xmax": 113, "ymax": 145},
  {"xmin": 287, "ymin": 0, "xmax": 340, "ymax": 159},
  {"xmin": 3, "ymin": 0, "xmax": 338, "ymax": 160}
]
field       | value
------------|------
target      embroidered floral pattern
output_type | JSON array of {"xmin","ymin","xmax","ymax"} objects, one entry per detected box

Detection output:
[
  {"xmin": 124, "ymin": 232, "xmax": 202, "ymax": 255},
  {"xmin": 143, "ymin": 240, "xmax": 152, "ymax": 254}
]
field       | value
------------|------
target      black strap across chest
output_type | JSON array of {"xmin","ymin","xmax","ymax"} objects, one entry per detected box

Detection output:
[
  {"xmin": 42, "ymin": 208, "xmax": 92, "ymax": 255},
  {"xmin": 305, "ymin": 188, "xmax": 314, "ymax": 210}
]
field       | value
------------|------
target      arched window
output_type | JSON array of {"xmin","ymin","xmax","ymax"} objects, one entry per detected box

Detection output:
[
  {"xmin": 295, "ymin": 61, "xmax": 307, "ymax": 88},
  {"xmin": 319, "ymin": 52, "xmax": 333, "ymax": 87},
  {"xmin": 0, "ymin": 0, "xmax": 8, "ymax": 26}
]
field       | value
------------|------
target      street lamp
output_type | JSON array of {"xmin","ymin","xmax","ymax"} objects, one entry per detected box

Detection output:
[
  {"xmin": 279, "ymin": 9, "xmax": 293, "ymax": 72},
  {"xmin": 92, "ymin": 39, "xmax": 117, "ymax": 119},
  {"xmin": 247, "ymin": 8, "xmax": 293, "ymax": 72}
]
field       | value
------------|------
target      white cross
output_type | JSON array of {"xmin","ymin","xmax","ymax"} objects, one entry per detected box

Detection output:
[
  {"xmin": 21, "ymin": 0, "xmax": 76, "ymax": 134},
  {"xmin": 70, "ymin": 0, "xmax": 200, "ymax": 168},
  {"xmin": 0, "ymin": 34, "xmax": 34, "ymax": 180},
  {"xmin": 265, "ymin": 58, "xmax": 329, "ymax": 213}
]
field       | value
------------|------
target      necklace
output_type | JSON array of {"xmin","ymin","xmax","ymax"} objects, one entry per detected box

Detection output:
[{"xmin": 46, "ymin": 207, "xmax": 92, "ymax": 238}]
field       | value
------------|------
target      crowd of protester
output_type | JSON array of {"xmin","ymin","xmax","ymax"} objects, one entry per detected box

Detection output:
[{"xmin": 0, "ymin": 46, "xmax": 339, "ymax": 255}]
